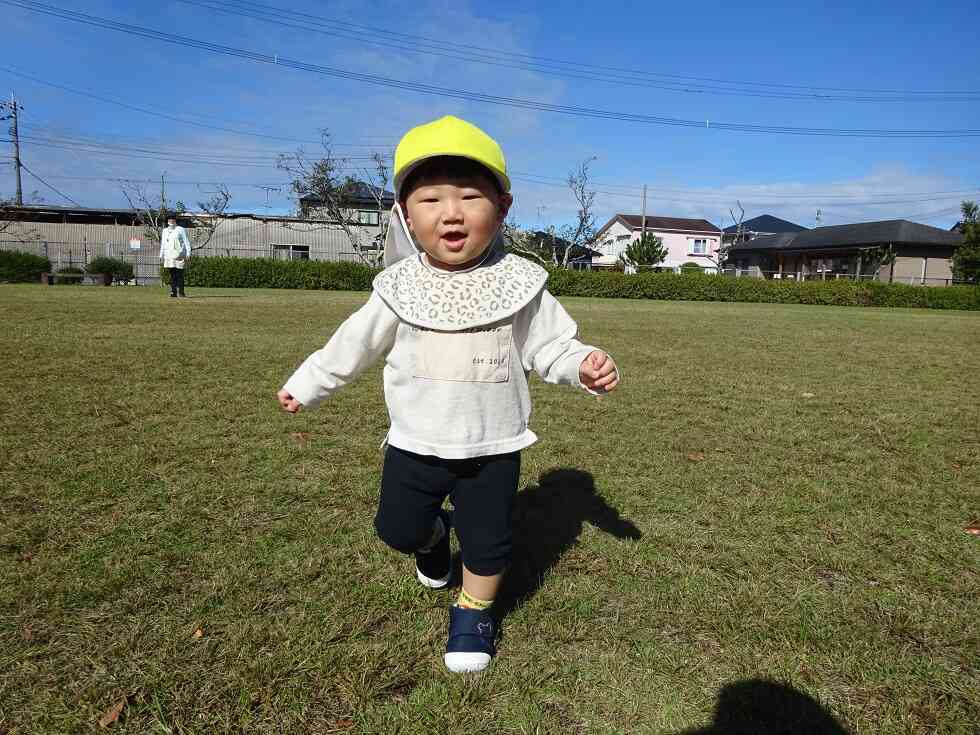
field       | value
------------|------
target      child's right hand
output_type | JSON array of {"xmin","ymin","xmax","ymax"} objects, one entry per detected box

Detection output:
[{"xmin": 277, "ymin": 389, "xmax": 302, "ymax": 413}]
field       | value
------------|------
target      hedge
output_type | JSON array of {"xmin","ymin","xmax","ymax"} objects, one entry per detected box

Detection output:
[
  {"xmin": 163, "ymin": 257, "xmax": 378, "ymax": 292},
  {"xmin": 545, "ymin": 270, "xmax": 980, "ymax": 310},
  {"xmin": 0, "ymin": 250, "xmax": 51, "ymax": 282},
  {"xmin": 159, "ymin": 255, "xmax": 980, "ymax": 311}
]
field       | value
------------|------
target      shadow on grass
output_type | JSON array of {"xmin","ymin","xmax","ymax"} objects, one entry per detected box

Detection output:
[
  {"xmin": 677, "ymin": 679, "xmax": 850, "ymax": 735},
  {"xmin": 492, "ymin": 467, "xmax": 641, "ymax": 621}
]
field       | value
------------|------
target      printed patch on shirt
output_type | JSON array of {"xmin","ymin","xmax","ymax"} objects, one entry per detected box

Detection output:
[{"xmin": 412, "ymin": 324, "xmax": 511, "ymax": 383}]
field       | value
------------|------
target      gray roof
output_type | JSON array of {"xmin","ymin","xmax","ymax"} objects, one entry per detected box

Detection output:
[
  {"xmin": 730, "ymin": 219, "xmax": 962, "ymax": 252},
  {"xmin": 723, "ymin": 214, "xmax": 808, "ymax": 234}
]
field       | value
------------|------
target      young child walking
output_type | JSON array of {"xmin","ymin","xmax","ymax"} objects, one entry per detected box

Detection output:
[{"xmin": 277, "ymin": 116, "xmax": 619, "ymax": 672}]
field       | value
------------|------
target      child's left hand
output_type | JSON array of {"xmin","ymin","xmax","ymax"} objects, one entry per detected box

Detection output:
[{"xmin": 579, "ymin": 351, "xmax": 619, "ymax": 393}]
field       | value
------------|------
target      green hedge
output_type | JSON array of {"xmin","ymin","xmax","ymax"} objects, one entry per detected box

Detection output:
[
  {"xmin": 544, "ymin": 270, "xmax": 980, "ymax": 310},
  {"xmin": 86, "ymin": 256, "xmax": 134, "ymax": 282},
  {"xmin": 162, "ymin": 257, "xmax": 378, "ymax": 291},
  {"xmin": 156, "ymin": 255, "xmax": 980, "ymax": 311},
  {"xmin": 0, "ymin": 250, "xmax": 51, "ymax": 282}
]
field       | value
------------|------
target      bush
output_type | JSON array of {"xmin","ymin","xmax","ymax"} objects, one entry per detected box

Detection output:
[
  {"xmin": 86, "ymin": 256, "xmax": 134, "ymax": 283},
  {"xmin": 55, "ymin": 266, "xmax": 84, "ymax": 285},
  {"xmin": 680, "ymin": 261, "xmax": 705, "ymax": 273},
  {"xmin": 163, "ymin": 256, "xmax": 379, "ymax": 291},
  {"xmin": 0, "ymin": 250, "xmax": 51, "ymax": 282},
  {"xmin": 544, "ymin": 269, "xmax": 980, "ymax": 311}
]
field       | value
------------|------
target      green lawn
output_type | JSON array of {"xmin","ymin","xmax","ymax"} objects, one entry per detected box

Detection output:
[{"xmin": 1, "ymin": 285, "xmax": 978, "ymax": 734}]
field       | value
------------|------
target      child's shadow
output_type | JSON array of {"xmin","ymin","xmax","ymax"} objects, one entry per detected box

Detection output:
[{"xmin": 491, "ymin": 468, "xmax": 641, "ymax": 621}]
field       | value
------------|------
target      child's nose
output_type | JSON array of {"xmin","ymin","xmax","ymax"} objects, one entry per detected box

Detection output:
[{"xmin": 442, "ymin": 199, "xmax": 463, "ymax": 222}]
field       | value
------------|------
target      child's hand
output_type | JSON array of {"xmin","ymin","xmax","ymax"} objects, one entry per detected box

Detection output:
[
  {"xmin": 579, "ymin": 351, "xmax": 619, "ymax": 393},
  {"xmin": 277, "ymin": 389, "xmax": 302, "ymax": 413}
]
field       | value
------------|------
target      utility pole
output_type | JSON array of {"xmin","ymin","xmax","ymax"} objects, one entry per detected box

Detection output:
[
  {"xmin": 641, "ymin": 184, "xmax": 647, "ymax": 240},
  {"xmin": 1, "ymin": 92, "xmax": 23, "ymax": 204}
]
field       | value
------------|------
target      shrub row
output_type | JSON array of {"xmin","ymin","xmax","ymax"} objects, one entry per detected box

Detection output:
[
  {"xmin": 0, "ymin": 250, "xmax": 51, "ymax": 282},
  {"xmin": 545, "ymin": 269, "xmax": 980, "ymax": 310},
  {"xmin": 163, "ymin": 257, "xmax": 378, "ymax": 292},
  {"xmin": 5, "ymin": 249, "xmax": 966, "ymax": 310}
]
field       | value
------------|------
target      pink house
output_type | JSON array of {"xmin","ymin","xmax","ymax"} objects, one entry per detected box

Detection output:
[{"xmin": 592, "ymin": 214, "xmax": 723, "ymax": 271}]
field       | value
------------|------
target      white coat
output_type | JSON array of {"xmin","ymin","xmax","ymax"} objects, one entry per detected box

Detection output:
[{"xmin": 160, "ymin": 225, "xmax": 192, "ymax": 269}]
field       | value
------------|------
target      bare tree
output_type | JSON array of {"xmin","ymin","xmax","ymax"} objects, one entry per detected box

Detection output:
[
  {"xmin": 121, "ymin": 176, "xmax": 231, "ymax": 252},
  {"xmin": 278, "ymin": 130, "xmax": 391, "ymax": 265},
  {"xmin": 501, "ymin": 215, "xmax": 550, "ymax": 266},
  {"xmin": 557, "ymin": 157, "xmax": 598, "ymax": 268},
  {"xmin": 704, "ymin": 200, "xmax": 744, "ymax": 273},
  {"xmin": 0, "ymin": 197, "xmax": 40, "ymax": 243}
]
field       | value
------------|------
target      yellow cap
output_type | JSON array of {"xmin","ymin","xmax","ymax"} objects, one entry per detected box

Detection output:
[{"xmin": 393, "ymin": 115, "xmax": 510, "ymax": 195}]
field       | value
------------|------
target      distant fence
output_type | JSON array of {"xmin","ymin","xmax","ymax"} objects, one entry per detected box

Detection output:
[{"xmin": 719, "ymin": 268, "xmax": 968, "ymax": 288}]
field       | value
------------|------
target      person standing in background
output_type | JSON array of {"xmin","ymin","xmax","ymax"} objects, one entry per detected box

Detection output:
[{"xmin": 160, "ymin": 213, "xmax": 191, "ymax": 298}]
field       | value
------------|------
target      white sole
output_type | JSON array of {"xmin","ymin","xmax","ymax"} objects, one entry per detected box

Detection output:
[
  {"xmin": 444, "ymin": 651, "xmax": 492, "ymax": 673},
  {"xmin": 416, "ymin": 567, "xmax": 450, "ymax": 589}
]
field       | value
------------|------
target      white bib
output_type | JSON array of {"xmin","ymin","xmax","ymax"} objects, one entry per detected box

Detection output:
[{"xmin": 373, "ymin": 249, "xmax": 548, "ymax": 332}]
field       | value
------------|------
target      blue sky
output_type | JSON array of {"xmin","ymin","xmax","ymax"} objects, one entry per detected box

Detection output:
[{"xmin": 2, "ymin": 0, "xmax": 978, "ymax": 229}]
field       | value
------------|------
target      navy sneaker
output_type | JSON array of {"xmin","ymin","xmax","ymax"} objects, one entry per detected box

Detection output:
[
  {"xmin": 444, "ymin": 605, "xmax": 496, "ymax": 673},
  {"xmin": 415, "ymin": 509, "xmax": 451, "ymax": 589}
]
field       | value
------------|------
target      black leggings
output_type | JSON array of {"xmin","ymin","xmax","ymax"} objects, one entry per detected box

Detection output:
[
  {"xmin": 374, "ymin": 446, "xmax": 520, "ymax": 576},
  {"xmin": 169, "ymin": 267, "xmax": 185, "ymax": 294}
]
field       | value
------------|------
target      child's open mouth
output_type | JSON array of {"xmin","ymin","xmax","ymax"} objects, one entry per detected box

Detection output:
[{"xmin": 441, "ymin": 231, "xmax": 467, "ymax": 251}]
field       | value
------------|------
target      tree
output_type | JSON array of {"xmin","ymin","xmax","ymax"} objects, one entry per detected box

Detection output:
[
  {"xmin": 278, "ymin": 130, "xmax": 391, "ymax": 265},
  {"xmin": 952, "ymin": 200, "xmax": 980, "ymax": 284},
  {"xmin": 121, "ymin": 176, "xmax": 231, "ymax": 252},
  {"xmin": 619, "ymin": 233, "xmax": 668, "ymax": 271},
  {"xmin": 857, "ymin": 244, "xmax": 897, "ymax": 281},
  {"xmin": 556, "ymin": 157, "xmax": 598, "ymax": 268},
  {"xmin": 501, "ymin": 216, "xmax": 550, "ymax": 266},
  {"xmin": 0, "ymin": 197, "xmax": 39, "ymax": 243}
]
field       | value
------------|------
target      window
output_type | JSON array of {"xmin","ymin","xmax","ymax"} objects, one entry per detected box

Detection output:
[
  {"xmin": 273, "ymin": 244, "xmax": 310, "ymax": 261},
  {"xmin": 356, "ymin": 210, "xmax": 380, "ymax": 226},
  {"xmin": 690, "ymin": 238, "xmax": 708, "ymax": 255}
]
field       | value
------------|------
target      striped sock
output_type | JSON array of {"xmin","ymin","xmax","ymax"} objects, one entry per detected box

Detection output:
[{"xmin": 456, "ymin": 588, "xmax": 493, "ymax": 611}]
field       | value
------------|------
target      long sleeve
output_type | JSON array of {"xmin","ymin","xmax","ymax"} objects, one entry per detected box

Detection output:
[
  {"xmin": 159, "ymin": 231, "xmax": 165, "ymax": 259},
  {"xmin": 282, "ymin": 292, "xmax": 399, "ymax": 409},
  {"xmin": 514, "ymin": 289, "xmax": 618, "ymax": 392},
  {"xmin": 179, "ymin": 227, "xmax": 192, "ymax": 257}
]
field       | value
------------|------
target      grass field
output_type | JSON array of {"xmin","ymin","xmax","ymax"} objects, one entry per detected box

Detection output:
[{"xmin": 1, "ymin": 285, "xmax": 978, "ymax": 734}]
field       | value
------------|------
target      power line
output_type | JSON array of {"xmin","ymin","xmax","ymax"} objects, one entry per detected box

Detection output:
[
  {"xmin": 179, "ymin": 0, "xmax": 980, "ymax": 103},
  {"xmin": 5, "ymin": 0, "xmax": 980, "ymax": 138},
  {"xmin": 0, "ymin": 66, "xmax": 399, "ymax": 149},
  {"xmin": 20, "ymin": 161, "xmax": 82, "ymax": 206}
]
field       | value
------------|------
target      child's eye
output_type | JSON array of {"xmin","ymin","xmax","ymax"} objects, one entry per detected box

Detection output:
[{"xmin": 462, "ymin": 194, "xmax": 482, "ymax": 200}]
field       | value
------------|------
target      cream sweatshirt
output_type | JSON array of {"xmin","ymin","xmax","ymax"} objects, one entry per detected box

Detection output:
[{"xmin": 282, "ymin": 255, "xmax": 612, "ymax": 458}]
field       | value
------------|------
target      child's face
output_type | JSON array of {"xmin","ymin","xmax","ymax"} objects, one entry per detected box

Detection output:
[{"xmin": 403, "ymin": 175, "xmax": 511, "ymax": 270}]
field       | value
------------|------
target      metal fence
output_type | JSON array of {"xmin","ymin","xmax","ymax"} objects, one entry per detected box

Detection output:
[{"xmin": 719, "ymin": 268, "xmax": 967, "ymax": 287}]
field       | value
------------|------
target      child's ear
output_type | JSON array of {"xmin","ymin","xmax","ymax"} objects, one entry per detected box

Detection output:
[{"xmin": 497, "ymin": 193, "xmax": 513, "ymax": 223}]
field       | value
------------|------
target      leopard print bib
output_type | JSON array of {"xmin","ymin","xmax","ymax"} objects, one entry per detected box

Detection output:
[{"xmin": 373, "ymin": 249, "xmax": 549, "ymax": 331}]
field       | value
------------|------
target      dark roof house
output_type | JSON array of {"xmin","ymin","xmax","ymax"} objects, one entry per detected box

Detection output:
[{"xmin": 727, "ymin": 219, "xmax": 964, "ymax": 286}]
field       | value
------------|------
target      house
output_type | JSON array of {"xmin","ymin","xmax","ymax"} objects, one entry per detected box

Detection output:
[
  {"xmin": 727, "ymin": 219, "xmax": 963, "ymax": 285},
  {"xmin": 592, "ymin": 214, "xmax": 723, "ymax": 271},
  {"xmin": 299, "ymin": 181, "xmax": 394, "ymax": 227},
  {"xmin": 722, "ymin": 214, "xmax": 807, "ymax": 245}
]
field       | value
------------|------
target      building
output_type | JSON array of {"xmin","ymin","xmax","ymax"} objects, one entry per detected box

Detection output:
[
  {"xmin": 0, "ymin": 202, "xmax": 389, "ymax": 283},
  {"xmin": 722, "ymin": 214, "xmax": 807, "ymax": 245},
  {"xmin": 727, "ymin": 219, "xmax": 964, "ymax": 285},
  {"xmin": 593, "ymin": 214, "xmax": 723, "ymax": 271}
]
